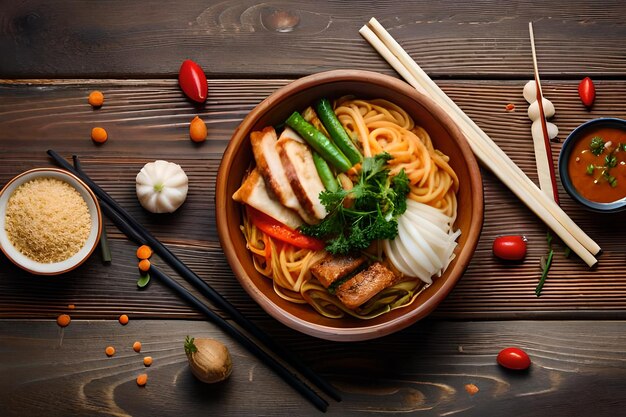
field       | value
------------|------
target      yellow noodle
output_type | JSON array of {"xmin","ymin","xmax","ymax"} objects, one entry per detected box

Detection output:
[{"xmin": 335, "ymin": 98, "xmax": 458, "ymax": 214}]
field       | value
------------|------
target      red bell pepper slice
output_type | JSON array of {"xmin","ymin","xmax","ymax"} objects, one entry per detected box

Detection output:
[{"xmin": 247, "ymin": 207, "xmax": 325, "ymax": 251}]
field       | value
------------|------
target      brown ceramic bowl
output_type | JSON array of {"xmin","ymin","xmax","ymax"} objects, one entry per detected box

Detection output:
[{"xmin": 216, "ymin": 70, "xmax": 483, "ymax": 341}]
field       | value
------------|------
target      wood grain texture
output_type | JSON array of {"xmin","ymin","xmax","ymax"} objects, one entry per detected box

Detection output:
[
  {"xmin": 1, "ymin": 79, "xmax": 625, "ymax": 320},
  {"xmin": 1, "ymin": 1, "xmax": 626, "ymax": 78},
  {"xmin": 0, "ymin": 319, "xmax": 625, "ymax": 416}
]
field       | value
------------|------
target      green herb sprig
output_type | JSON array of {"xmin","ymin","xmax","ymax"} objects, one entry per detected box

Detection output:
[
  {"xmin": 184, "ymin": 335, "xmax": 198, "ymax": 354},
  {"xmin": 535, "ymin": 232, "xmax": 554, "ymax": 296},
  {"xmin": 590, "ymin": 136, "xmax": 605, "ymax": 156},
  {"xmin": 300, "ymin": 152, "xmax": 410, "ymax": 254}
]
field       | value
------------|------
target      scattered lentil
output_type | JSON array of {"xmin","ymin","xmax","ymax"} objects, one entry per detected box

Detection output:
[
  {"xmin": 136, "ymin": 373, "xmax": 148, "ymax": 387},
  {"xmin": 57, "ymin": 314, "xmax": 71, "ymax": 327},
  {"xmin": 136, "ymin": 245, "xmax": 152, "ymax": 260},
  {"xmin": 465, "ymin": 383, "xmax": 479, "ymax": 395},
  {"xmin": 138, "ymin": 259, "xmax": 151, "ymax": 272},
  {"xmin": 189, "ymin": 116, "xmax": 207, "ymax": 142},
  {"xmin": 91, "ymin": 127, "xmax": 108, "ymax": 143},
  {"xmin": 88, "ymin": 91, "xmax": 104, "ymax": 108}
]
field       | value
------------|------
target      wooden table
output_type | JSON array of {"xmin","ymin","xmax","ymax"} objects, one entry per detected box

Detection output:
[{"xmin": 1, "ymin": 1, "xmax": 626, "ymax": 415}]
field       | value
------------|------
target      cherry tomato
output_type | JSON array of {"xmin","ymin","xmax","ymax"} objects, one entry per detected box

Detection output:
[
  {"xmin": 492, "ymin": 235, "xmax": 527, "ymax": 261},
  {"xmin": 578, "ymin": 77, "xmax": 596, "ymax": 108},
  {"xmin": 178, "ymin": 60, "xmax": 208, "ymax": 103},
  {"xmin": 497, "ymin": 347, "xmax": 531, "ymax": 370}
]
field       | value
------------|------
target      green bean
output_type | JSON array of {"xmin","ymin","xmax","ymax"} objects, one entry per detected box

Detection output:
[
  {"xmin": 285, "ymin": 111, "xmax": 352, "ymax": 172},
  {"xmin": 315, "ymin": 98, "xmax": 362, "ymax": 165},
  {"xmin": 312, "ymin": 151, "xmax": 338, "ymax": 192}
]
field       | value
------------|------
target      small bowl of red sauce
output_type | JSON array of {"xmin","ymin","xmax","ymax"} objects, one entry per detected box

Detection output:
[{"xmin": 559, "ymin": 118, "xmax": 626, "ymax": 213}]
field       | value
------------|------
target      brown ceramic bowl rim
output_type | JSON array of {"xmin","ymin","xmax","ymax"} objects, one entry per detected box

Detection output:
[
  {"xmin": 216, "ymin": 70, "xmax": 483, "ymax": 341},
  {"xmin": 0, "ymin": 167, "xmax": 103, "ymax": 275}
]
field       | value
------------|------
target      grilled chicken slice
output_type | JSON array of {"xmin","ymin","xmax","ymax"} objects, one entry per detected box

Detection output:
[
  {"xmin": 276, "ymin": 137, "xmax": 327, "ymax": 221},
  {"xmin": 250, "ymin": 127, "xmax": 316, "ymax": 224},
  {"xmin": 232, "ymin": 168, "xmax": 303, "ymax": 230},
  {"xmin": 310, "ymin": 255, "xmax": 366, "ymax": 288},
  {"xmin": 278, "ymin": 126, "xmax": 305, "ymax": 143},
  {"xmin": 335, "ymin": 262, "xmax": 399, "ymax": 310}
]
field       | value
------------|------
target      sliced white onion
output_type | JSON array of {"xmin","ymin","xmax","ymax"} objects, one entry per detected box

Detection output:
[
  {"xmin": 399, "ymin": 220, "xmax": 443, "ymax": 272},
  {"xmin": 383, "ymin": 200, "xmax": 461, "ymax": 284}
]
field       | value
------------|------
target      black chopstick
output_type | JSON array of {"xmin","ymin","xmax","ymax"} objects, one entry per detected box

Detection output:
[
  {"xmin": 92, "ymin": 194, "xmax": 328, "ymax": 412},
  {"xmin": 73, "ymin": 156, "xmax": 112, "ymax": 262},
  {"xmin": 52, "ymin": 151, "xmax": 340, "ymax": 404}
]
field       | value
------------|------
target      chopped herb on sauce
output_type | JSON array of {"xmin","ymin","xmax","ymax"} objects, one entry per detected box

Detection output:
[{"xmin": 590, "ymin": 136, "xmax": 605, "ymax": 156}]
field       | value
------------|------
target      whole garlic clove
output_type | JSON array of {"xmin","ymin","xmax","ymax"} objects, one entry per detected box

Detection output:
[
  {"xmin": 527, "ymin": 98, "xmax": 556, "ymax": 121},
  {"xmin": 531, "ymin": 120, "xmax": 559, "ymax": 140}
]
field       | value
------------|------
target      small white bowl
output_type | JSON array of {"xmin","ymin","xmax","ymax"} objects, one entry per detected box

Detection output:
[{"xmin": 0, "ymin": 168, "xmax": 102, "ymax": 275}]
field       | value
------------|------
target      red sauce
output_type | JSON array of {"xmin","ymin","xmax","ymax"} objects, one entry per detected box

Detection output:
[{"xmin": 567, "ymin": 126, "xmax": 626, "ymax": 203}]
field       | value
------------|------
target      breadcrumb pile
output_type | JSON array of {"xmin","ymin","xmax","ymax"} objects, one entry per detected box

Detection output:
[{"xmin": 5, "ymin": 177, "xmax": 91, "ymax": 263}]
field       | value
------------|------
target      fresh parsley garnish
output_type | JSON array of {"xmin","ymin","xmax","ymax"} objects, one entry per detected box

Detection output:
[
  {"xmin": 590, "ymin": 136, "xmax": 605, "ymax": 156},
  {"xmin": 300, "ymin": 152, "xmax": 410, "ymax": 255},
  {"xmin": 605, "ymin": 153, "xmax": 617, "ymax": 168}
]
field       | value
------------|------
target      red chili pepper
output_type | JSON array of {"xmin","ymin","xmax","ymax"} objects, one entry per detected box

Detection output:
[
  {"xmin": 497, "ymin": 347, "xmax": 531, "ymax": 370},
  {"xmin": 247, "ymin": 207, "xmax": 325, "ymax": 251},
  {"xmin": 178, "ymin": 60, "xmax": 208, "ymax": 103},
  {"xmin": 492, "ymin": 235, "xmax": 527, "ymax": 261},
  {"xmin": 578, "ymin": 77, "xmax": 596, "ymax": 108}
]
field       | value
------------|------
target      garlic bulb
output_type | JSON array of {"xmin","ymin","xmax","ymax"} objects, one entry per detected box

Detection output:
[{"xmin": 136, "ymin": 160, "xmax": 189, "ymax": 213}]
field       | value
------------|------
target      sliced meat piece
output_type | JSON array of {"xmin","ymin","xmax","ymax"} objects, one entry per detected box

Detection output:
[
  {"xmin": 232, "ymin": 168, "xmax": 303, "ymax": 230},
  {"xmin": 278, "ymin": 126, "xmax": 305, "ymax": 143},
  {"xmin": 276, "ymin": 137, "xmax": 327, "ymax": 221},
  {"xmin": 310, "ymin": 255, "xmax": 366, "ymax": 288},
  {"xmin": 335, "ymin": 262, "xmax": 399, "ymax": 310},
  {"xmin": 250, "ymin": 127, "xmax": 316, "ymax": 224}
]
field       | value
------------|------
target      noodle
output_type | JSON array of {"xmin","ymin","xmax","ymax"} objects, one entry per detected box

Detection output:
[
  {"xmin": 336, "ymin": 98, "xmax": 458, "ymax": 217},
  {"xmin": 239, "ymin": 98, "xmax": 460, "ymax": 319}
]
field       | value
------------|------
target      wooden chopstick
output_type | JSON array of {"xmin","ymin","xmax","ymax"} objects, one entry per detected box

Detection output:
[
  {"xmin": 529, "ymin": 22, "xmax": 560, "ymax": 203},
  {"xmin": 51, "ymin": 151, "xmax": 340, "ymax": 410},
  {"xmin": 360, "ymin": 18, "xmax": 601, "ymax": 267}
]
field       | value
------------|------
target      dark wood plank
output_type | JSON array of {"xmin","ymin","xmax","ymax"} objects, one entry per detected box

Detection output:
[
  {"xmin": 1, "ymin": 79, "xmax": 626, "ymax": 321},
  {"xmin": 0, "ymin": 319, "xmax": 625, "ymax": 416},
  {"xmin": 2, "ymin": 1, "xmax": 626, "ymax": 78}
]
